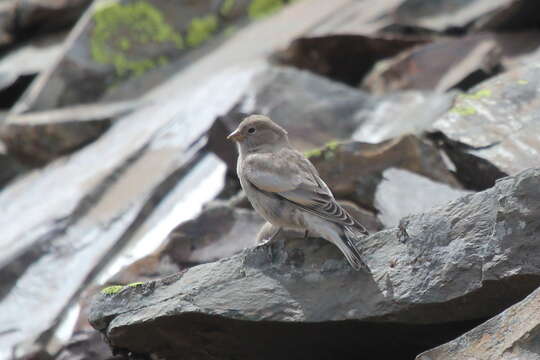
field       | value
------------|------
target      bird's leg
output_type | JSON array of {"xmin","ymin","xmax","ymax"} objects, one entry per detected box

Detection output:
[
  {"xmin": 267, "ymin": 227, "xmax": 282, "ymax": 243},
  {"xmin": 303, "ymin": 230, "xmax": 309, "ymax": 239}
]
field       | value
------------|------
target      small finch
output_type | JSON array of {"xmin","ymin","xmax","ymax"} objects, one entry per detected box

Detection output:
[{"xmin": 227, "ymin": 114, "xmax": 369, "ymax": 271}]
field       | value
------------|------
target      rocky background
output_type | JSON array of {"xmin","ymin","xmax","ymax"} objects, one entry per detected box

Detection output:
[{"xmin": 1, "ymin": 0, "xmax": 540, "ymax": 359}]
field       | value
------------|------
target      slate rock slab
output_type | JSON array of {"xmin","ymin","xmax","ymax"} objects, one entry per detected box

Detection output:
[
  {"xmin": 432, "ymin": 63, "xmax": 540, "ymax": 185},
  {"xmin": 90, "ymin": 168, "xmax": 540, "ymax": 360},
  {"xmin": 107, "ymin": 203, "xmax": 264, "ymax": 285},
  {"xmin": 417, "ymin": 285, "xmax": 540, "ymax": 360},
  {"xmin": 277, "ymin": 33, "xmax": 427, "ymax": 86},
  {"xmin": 306, "ymin": 135, "xmax": 461, "ymax": 209},
  {"xmin": 375, "ymin": 168, "xmax": 471, "ymax": 227}
]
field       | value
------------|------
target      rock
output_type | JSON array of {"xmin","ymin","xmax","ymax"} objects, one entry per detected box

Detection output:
[
  {"xmin": 498, "ymin": 31, "xmax": 540, "ymax": 70},
  {"xmin": 306, "ymin": 0, "xmax": 406, "ymax": 35},
  {"xmin": 277, "ymin": 34, "xmax": 427, "ymax": 86},
  {"xmin": 89, "ymin": 168, "xmax": 540, "ymax": 360},
  {"xmin": 392, "ymin": 0, "xmax": 512, "ymax": 32},
  {"xmin": 207, "ymin": 112, "xmax": 247, "ymax": 175},
  {"xmin": 431, "ymin": 63, "xmax": 540, "ymax": 188},
  {"xmin": 12, "ymin": 0, "xmax": 92, "ymax": 34},
  {"xmin": 56, "ymin": 330, "xmax": 120, "ymax": 360},
  {"xmin": 164, "ymin": 203, "xmax": 264, "ymax": 265},
  {"xmin": 0, "ymin": 0, "xmax": 88, "ymax": 49},
  {"xmin": 363, "ymin": 34, "xmax": 502, "ymax": 93},
  {"xmin": 0, "ymin": 143, "xmax": 27, "ymax": 189},
  {"xmin": 108, "ymin": 203, "xmax": 264, "ymax": 285},
  {"xmin": 375, "ymin": 168, "xmax": 472, "ymax": 227},
  {"xmin": 0, "ymin": 99, "xmax": 146, "ymax": 165},
  {"xmin": 417, "ymin": 285, "xmax": 540, "ymax": 360},
  {"xmin": 0, "ymin": 0, "xmax": 88, "ymax": 51},
  {"xmin": 352, "ymin": 91, "xmax": 455, "ymax": 143},
  {"xmin": 306, "ymin": 135, "xmax": 461, "ymax": 210},
  {"xmin": 0, "ymin": 2, "xmax": 15, "ymax": 48},
  {"xmin": 0, "ymin": 32, "xmax": 65, "ymax": 98},
  {"xmin": 233, "ymin": 66, "xmax": 376, "ymax": 150},
  {"xmin": 473, "ymin": 0, "xmax": 540, "ymax": 32}
]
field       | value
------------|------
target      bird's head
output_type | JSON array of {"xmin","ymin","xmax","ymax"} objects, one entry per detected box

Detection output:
[{"xmin": 227, "ymin": 114, "xmax": 288, "ymax": 152}]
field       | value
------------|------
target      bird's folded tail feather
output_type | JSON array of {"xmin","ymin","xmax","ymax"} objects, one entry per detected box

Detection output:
[{"xmin": 338, "ymin": 226, "xmax": 369, "ymax": 272}]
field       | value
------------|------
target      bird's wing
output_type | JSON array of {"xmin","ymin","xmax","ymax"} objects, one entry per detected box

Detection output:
[{"xmin": 244, "ymin": 149, "xmax": 359, "ymax": 227}]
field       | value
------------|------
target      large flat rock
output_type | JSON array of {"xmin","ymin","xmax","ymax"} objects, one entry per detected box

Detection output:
[{"xmin": 90, "ymin": 168, "xmax": 540, "ymax": 359}]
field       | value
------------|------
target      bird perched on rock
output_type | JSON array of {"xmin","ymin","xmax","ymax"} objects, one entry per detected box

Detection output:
[{"xmin": 227, "ymin": 114, "xmax": 369, "ymax": 271}]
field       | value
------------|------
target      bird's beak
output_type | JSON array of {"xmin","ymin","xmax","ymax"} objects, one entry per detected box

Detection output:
[{"xmin": 227, "ymin": 128, "xmax": 244, "ymax": 142}]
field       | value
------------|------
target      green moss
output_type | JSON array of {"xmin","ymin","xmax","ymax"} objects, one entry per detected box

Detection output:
[
  {"xmin": 451, "ymin": 105, "xmax": 477, "ymax": 116},
  {"xmin": 127, "ymin": 281, "xmax": 145, "ymax": 287},
  {"xmin": 220, "ymin": 0, "xmax": 236, "ymax": 16},
  {"xmin": 325, "ymin": 140, "xmax": 340, "ymax": 152},
  {"xmin": 305, "ymin": 140, "xmax": 342, "ymax": 160},
  {"xmin": 304, "ymin": 148, "xmax": 322, "ymax": 159},
  {"xmin": 248, "ymin": 0, "xmax": 284, "ymax": 19},
  {"xmin": 101, "ymin": 285, "xmax": 124, "ymax": 295},
  {"xmin": 186, "ymin": 15, "xmax": 218, "ymax": 47},
  {"xmin": 91, "ymin": 1, "xmax": 183, "ymax": 77},
  {"xmin": 460, "ymin": 88, "xmax": 492, "ymax": 100}
]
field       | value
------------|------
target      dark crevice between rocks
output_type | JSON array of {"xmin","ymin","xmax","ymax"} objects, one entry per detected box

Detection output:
[
  {"xmin": 3, "ymin": 119, "xmax": 113, "ymax": 167},
  {"xmin": 426, "ymin": 131, "xmax": 508, "ymax": 191},
  {"xmin": 369, "ymin": 275, "xmax": 540, "ymax": 324},
  {"xmin": 475, "ymin": 0, "xmax": 540, "ymax": 32},
  {"xmin": 378, "ymin": 24, "xmax": 455, "ymax": 37},
  {"xmin": 0, "ymin": 74, "xmax": 35, "ymax": 110},
  {"xmin": 207, "ymin": 111, "xmax": 247, "ymax": 200},
  {"xmin": 451, "ymin": 63, "xmax": 504, "ymax": 92},
  {"xmin": 275, "ymin": 35, "xmax": 428, "ymax": 87},
  {"xmin": 105, "ymin": 313, "xmax": 485, "ymax": 360},
  {"xmin": 3, "ymin": 3, "xmax": 91, "ymax": 53}
]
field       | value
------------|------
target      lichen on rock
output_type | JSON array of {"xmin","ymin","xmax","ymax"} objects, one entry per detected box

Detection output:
[
  {"xmin": 248, "ymin": 0, "xmax": 285, "ymax": 19},
  {"xmin": 90, "ymin": 0, "xmax": 184, "ymax": 77},
  {"xmin": 100, "ymin": 285, "xmax": 124, "ymax": 295},
  {"xmin": 305, "ymin": 140, "xmax": 342, "ymax": 160},
  {"xmin": 451, "ymin": 105, "xmax": 477, "ymax": 116},
  {"xmin": 186, "ymin": 15, "xmax": 218, "ymax": 47}
]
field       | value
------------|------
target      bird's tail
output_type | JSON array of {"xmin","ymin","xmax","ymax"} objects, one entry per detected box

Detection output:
[{"xmin": 337, "ymin": 226, "xmax": 369, "ymax": 271}]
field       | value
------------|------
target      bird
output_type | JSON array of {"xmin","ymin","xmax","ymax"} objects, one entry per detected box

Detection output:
[{"xmin": 227, "ymin": 114, "xmax": 370, "ymax": 271}]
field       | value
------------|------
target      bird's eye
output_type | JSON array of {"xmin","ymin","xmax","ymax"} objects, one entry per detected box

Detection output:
[{"xmin": 248, "ymin": 127, "xmax": 256, "ymax": 134}]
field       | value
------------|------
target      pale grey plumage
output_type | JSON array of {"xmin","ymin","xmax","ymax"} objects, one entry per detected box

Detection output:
[{"xmin": 228, "ymin": 114, "xmax": 369, "ymax": 271}]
